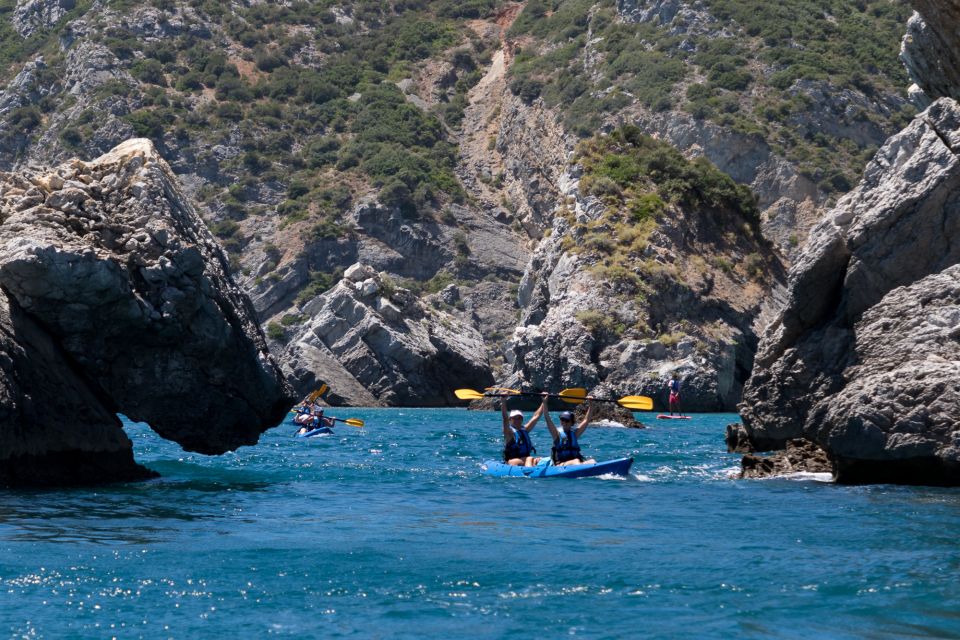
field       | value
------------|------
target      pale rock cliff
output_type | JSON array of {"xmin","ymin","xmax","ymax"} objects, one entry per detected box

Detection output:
[
  {"xmin": 738, "ymin": 98, "xmax": 960, "ymax": 484},
  {"xmin": 280, "ymin": 263, "xmax": 494, "ymax": 406}
]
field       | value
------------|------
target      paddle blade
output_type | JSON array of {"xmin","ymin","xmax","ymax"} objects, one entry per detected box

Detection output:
[
  {"xmin": 558, "ymin": 387, "xmax": 587, "ymax": 404},
  {"xmin": 619, "ymin": 396, "xmax": 653, "ymax": 411},
  {"xmin": 454, "ymin": 388, "xmax": 485, "ymax": 400},
  {"xmin": 485, "ymin": 387, "xmax": 521, "ymax": 395},
  {"xmin": 343, "ymin": 418, "xmax": 365, "ymax": 427},
  {"xmin": 305, "ymin": 384, "xmax": 329, "ymax": 403}
]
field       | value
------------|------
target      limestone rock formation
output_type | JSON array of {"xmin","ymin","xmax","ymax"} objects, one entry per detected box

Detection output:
[
  {"xmin": 739, "ymin": 98, "xmax": 960, "ymax": 484},
  {"xmin": 0, "ymin": 139, "xmax": 294, "ymax": 483},
  {"xmin": 279, "ymin": 264, "xmax": 494, "ymax": 406},
  {"xmin": 12, "ymin": 0, "xmax": 74, "ymax": 38},
  {"xmin": 499, "ymin": 138, "xmax": 781, "ymax": 411},
  {"xmin": 901, "ymin": 1, "xmax": 960, "ymax": 105}
]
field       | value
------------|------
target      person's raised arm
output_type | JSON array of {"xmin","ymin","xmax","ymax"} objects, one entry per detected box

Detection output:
[
  {"xmin": 542, "ymin": 393, "xmax": 559, "ymax": 441},
  {"xmin": 501, "ymin": 398, "xmax": 512, "ymax": 442},
  {"xmin": 576, "ymin": 397, "xmax": 594, "ymax": 437},
  {"xmin": 524, "ymin": 399, "xmax": 544, "ymax": 432}
]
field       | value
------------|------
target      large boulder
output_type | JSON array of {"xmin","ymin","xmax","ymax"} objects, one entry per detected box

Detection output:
[
  {"xmin": 739, "ymin": 99, "xmax": 960, "ymax": 484},
  {"xmin": 0, "ymin": 139, "xmax": 295, "ymax": 477},
  {"xmin": 280, "ymin": 268, "xmax": 493, "ymax": 406}
]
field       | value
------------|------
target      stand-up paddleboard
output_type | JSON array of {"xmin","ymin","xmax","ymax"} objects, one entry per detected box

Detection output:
[
  {"xmin": 656, "ymin": 414, "xmax": 692, "ymax": 420},
  {"xmin": 481, "ymin": 457, "xmax": 633, "ymax": 478}
]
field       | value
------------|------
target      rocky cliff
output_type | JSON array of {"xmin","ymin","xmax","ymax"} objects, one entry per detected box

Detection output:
[
  {"xmin": 0, "ymin": 139, "xmax": 294, "ymax": 485},
  {"xmin": 0, "ymin": 0, "xmax": 919, "ymax": 409},
  {"xmin": 497, "ymin": 127, "xmax": 784, "ymax": 410},
  {"xmin": 280, "ymin": 263, "xmax": 493, "ymax": 406},
  {"xmin": 738, "ymin": 98, "xmax": 960, "ymax": 484}
]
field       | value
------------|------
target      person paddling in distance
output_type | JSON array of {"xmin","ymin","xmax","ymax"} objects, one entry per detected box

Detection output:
[
  {"xmin": 668, "ymin": 372, "xmax": 683, "ymax": 416},
  {"xmin": 544, "ymin": 392, "xmax": 597, "ymax": 466},
  {"xmin": 295, "ymin": 401, "xmax": 334, "ymax": 434},
  {"xmin": 501, "ymin": 397, "xmax": 544, "ymax": 466}
]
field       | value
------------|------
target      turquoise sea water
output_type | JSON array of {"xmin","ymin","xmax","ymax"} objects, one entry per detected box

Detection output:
[{"xmin": 2, "ymin": 409, "xmax": 960, "ymax": 638}]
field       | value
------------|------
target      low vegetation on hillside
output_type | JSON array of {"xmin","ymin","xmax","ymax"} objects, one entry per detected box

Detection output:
[{"xmin": 507, "ymin": 0, "xmax": 915, "ymax": 195}]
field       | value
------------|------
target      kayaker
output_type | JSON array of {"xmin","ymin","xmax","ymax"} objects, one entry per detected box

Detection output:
[
  {"xmin": 501, "ymin": 397, "xmax": 544, "ymax": 467},
  {"xmin": 545, "ymin": 394, "xmax": 596, "ymax": 466},
  {"xmin": 293, "ymin": 403, "xmax": 314, "ymax": 426},
  {"xmin": 668, "ymin": 372, "xmax": 682, "ymax": 416}
]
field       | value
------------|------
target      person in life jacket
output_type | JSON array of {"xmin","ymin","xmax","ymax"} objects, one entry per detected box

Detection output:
[
  {"xmin": 295, "ymin": 401, "xmax": 334, "ymax": 434},
  {"xmin": 293, "ymin": 402, "xmax": 315, "ymax": 426},
  {"xmin": 545, "ymin": 392, "xmax": 597, "ymax": 466},
  {"xmin": 501, "ymin": 396, "xmax": 545, "ymax": 466},
  {"xmin": 668, "ymin": 372, "xmax": 682, "ymax": 416}
]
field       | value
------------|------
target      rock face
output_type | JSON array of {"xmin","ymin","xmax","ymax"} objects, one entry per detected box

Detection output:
[
  {"xmin": 901, "ymin": 2, "xmax": 960, "ymax": 105},
  {"xmin": 279, "ymin": 264, "xmax": 493, "ymax": 406},
  {"xmin": 0, "ymin": 139, "xmax": 294, "ymax": 483},
  {"xmin": 738, "ymin": 439, "xmax": 832, "ymax": 480},
  {"xmin": 12, "ymin": 0, "xmax": 75, "ymax": 38},
  {"xmin": 739, "ymin": 98, "xmax": 960, "ymax": 485},
  {"xmin": 0, "ymin": 288, "xmax": 156, "ymax": 486}
]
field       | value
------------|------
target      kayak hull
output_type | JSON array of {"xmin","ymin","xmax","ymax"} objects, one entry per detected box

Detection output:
[
  {"xmin": 656, "ymin": 414, "xmax": 691, "ymax": 420},
  {"xmin": 294, "ymin": 427, "xmax": 333, "ymax": 438},
  {"xmin": 481, "ymin": 457, "xmax": 633, "ymax": 478}
]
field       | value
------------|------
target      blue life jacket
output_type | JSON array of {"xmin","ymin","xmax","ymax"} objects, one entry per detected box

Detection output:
[
  {"xmin": 503, "ymin": 426, "xmax": 535, "ymax": 461},
  {"xmin": 552, "ymin": 429, "xmax": 582, "ymax": 463},
  {"xmin": 669, "ymin": 379, "xmax": 681, "ymax": 394}
]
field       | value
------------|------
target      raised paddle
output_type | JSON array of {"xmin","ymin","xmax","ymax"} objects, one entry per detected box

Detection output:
[
  {"xmin": 549, "ymin": 388, "xmax": 654, "ymax": 411},
  {"xmin": 289, "ymin": 384, "xmax": 331, "ymax": 414},
  {"xmin": 455, "ymin": 387, "xmax": 588, "ymax": 401}
]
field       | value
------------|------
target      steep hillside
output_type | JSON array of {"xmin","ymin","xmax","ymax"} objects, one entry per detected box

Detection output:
[{"xmin": 0, "ymin": 0, "xmax": 916, "ymax": 404}]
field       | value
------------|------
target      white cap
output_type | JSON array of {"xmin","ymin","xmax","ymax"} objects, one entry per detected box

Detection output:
[{"xmin": 509, "ymin": 410, "xmax": 524, "ymax": 418}]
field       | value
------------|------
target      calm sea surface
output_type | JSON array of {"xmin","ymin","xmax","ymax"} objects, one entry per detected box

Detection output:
[{"xmin": 2, "ymin": 409, "xmax": 959, "ymax": 639}]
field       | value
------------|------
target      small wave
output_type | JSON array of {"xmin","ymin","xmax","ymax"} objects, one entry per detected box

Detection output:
[
  {"xmin": 632, "ymin": 473, "xmax": 654, "ymax": 482},
  {"xmin": 592, "ymin": 419, "xmax": 627, "ymax": 428},
  {"xmin": 760, "ymin": 471, "xmax": 834, "ymax": 483}
]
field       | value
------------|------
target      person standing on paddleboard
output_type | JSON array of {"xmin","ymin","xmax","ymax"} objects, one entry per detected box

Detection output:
[
  {"xmin": 501, "ymin": 397, "xmax": 544, "ymax": 467},
  {"xmin": 668, "ymin": 372, "xmax": 683, "ymax": 416},
  {"xmin": 545, "ymin": 392, "xmax": 597, "ymax": 466}
]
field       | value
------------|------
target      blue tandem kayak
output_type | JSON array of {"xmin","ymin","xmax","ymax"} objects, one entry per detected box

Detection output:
[
  {"xmin": 481, "ymin": 457, "xmax": 634, "ymax": 478},
  {"xmin": 293, "ymin": 426, "xmax": 334, "ymax": 438}
]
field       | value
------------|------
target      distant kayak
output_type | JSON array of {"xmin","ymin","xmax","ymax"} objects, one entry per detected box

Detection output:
[
  {"xmin": 293, "ymin": 427, "xmax": 334, "ymax": 438},
  {"xmin": 481, "ymin": 457, "xmax": 633, "ymax": 478},
  {"xmin": 656, "ymin": 415, "xmax": 692, "ymax": 420}
]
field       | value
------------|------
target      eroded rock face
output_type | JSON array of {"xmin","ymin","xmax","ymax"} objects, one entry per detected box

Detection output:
[
  {"xmin": 12, "ymin": 0, "xmax": 75, "ymax": 38},
  {"xmin": 0, "ymin": 288, "xmax": 156, "ymax": 486},
  {"xmin": 901, "ymin": 2, "xmax": 960, "ymax": 105},
  {"xmin": 740, "ymin": 98, "xmax": 960, "ymax": 485},
  {"xmin": 280, "ymin": 265, "xmax": 493, "ymax": 406},
  {"xmin": 0, "ymin": 139, "xmax": 295, "ymax": 464}
]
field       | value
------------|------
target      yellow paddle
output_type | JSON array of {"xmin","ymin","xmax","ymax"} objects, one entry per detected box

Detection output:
[
  {"xmin": 331, "ymin": 417, "xmax": 365, "ymax": 427},
  {"xmin": 289, "ymin": 384, "xmax": 330, "ymax": 412}
]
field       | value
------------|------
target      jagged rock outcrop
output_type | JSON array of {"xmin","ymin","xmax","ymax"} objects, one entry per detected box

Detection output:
[
  {"xmin": 739, "ymin": 98, "xmax": 960, "ymax": 485},
  {"xmin": 0, "ymin": 139, "xmax": 295, "ymax": 483},
  {"xmin": 738, "ymin": 439, "xmax": 832, "ymax": 480},
  {"xmin": 901, "ymin": 1, "xmax": 960, "ymax": 106},
  {"xmin": 12, "ymin": 0, "xmax": 74, "ymax": 38},
  {"xmin": 279, "ymin": 263, "xmax": 493, "ymax": 406}
]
